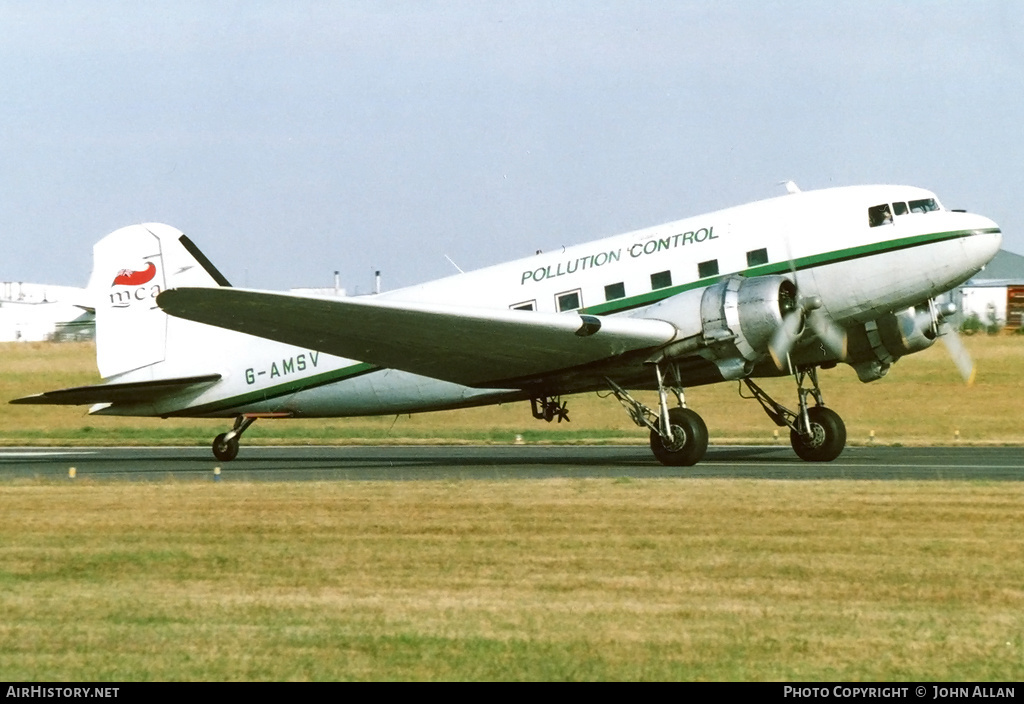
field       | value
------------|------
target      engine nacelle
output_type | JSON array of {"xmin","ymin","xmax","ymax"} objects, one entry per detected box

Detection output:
[
  {"xmin": 845, "ymin": 301, "xmax": 939, "ymax": 382},
  {"xmin": 642, "ymin": 275, "xmax": 798, "ymax": 379}
]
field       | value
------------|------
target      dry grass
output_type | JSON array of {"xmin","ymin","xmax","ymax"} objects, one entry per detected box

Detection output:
[
  {"xmin": 1, "ymin": 479, "xmax": 1022, "ymax": 680},
  {"xmin": 2, "ymin": 337, "xmax": 1023, "ymax": 446}
]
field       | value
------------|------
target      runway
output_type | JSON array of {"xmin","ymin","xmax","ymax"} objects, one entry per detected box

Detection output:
[{"xmin": 0, "ymin": 444, "xmax": 1020, "ymax": 481}]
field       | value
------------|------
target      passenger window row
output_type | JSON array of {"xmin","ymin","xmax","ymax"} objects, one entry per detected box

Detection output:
[{"xmin": 511, "ymin": 248, "xmax": 770, "ymax": 311}]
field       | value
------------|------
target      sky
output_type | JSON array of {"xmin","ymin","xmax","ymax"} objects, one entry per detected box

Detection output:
[{"xmin": 2, "ymin": 1, "xmax": 1022, "ymax": 292}]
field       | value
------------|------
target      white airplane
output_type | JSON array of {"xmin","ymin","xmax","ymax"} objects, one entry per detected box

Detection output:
[{"xmin": 12, "ymin": 184, "xmax": 1001, "ymax": 466}]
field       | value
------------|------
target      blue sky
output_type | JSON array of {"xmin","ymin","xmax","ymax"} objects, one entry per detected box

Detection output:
[{"xmin": 2, "ymin": 1, "xmax": 1021, "ymax": 291}]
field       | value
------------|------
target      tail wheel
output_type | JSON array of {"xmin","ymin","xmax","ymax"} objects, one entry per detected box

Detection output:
[
  {"xmin": 790, "ymin": 406, "xmax": 846, "ymax": 462},
  {"xmin": 212, "ymin": 433, "xmax": 240, "ymax": 462},
  {"xmin": 650, "ymin": 407, "xmax": 709, "ymax": 467}
]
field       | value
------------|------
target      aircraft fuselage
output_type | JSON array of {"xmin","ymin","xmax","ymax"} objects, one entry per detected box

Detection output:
[{"xmin": 87, "ymin": 184, "xmax": 999, "ymax": 420}]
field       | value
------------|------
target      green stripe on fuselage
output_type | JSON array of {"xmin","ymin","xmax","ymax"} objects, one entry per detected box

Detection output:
[{"xmin": 164, "ymin": 361, "xmax": 379, "ymax": 417}]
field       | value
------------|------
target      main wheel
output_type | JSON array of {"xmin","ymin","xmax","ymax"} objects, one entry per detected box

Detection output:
[
  {"xmin": 212, "ymin": 433, "xmax": 240, "ymax": 462},
  {"xmin": 790, "ymin": 406, "xmax": 846, "ymax": 462},
  {"xmin": 650, "ymin": 407, "xmax": 709, "ymax": 466}
]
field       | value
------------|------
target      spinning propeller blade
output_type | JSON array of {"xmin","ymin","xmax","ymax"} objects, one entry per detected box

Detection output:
[
  {"xmin": 768, "ymin": 296, "xmax": 847, "ymax": 372},
  {"xmin": 808, "ymin": 308, "xmax": 848, "ymax": 360},
  {"xmin": 769, "ymin": 308, "xmax": 804, "ymax": 371},
  {"xmin": 939, "ymin": 322, "xmax": 976, "ymax": 385},
  {"xmin": 931, "ymin": 301, "xmax": 976, "ymax": 385}
]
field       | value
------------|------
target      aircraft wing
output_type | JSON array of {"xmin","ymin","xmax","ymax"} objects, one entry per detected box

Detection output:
[
  {"xmin": 10, "ymin": 374, "xmax": 222, "ymax": 405},
  {"xmin": 158, "ymin": 288, "xmax": 677, "ymax": 388}
]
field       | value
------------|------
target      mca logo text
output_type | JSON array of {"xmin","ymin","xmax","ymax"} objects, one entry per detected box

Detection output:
[
  {"xmin": 109, "ymin": 286, "xmax": 162, "ymax": 308},
  {"xmin": 109, "ymin": 262, "xmax": 161, "ymax": 309}
]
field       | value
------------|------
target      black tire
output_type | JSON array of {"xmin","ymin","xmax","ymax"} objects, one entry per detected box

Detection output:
[
  {"xmin": 650, "ymin": 407, "xmax": 709, "ymax": 467},
  {"xmin": 790, "ymin": 406, "xmax": 846, "ymax": 462},
  {"xmin": 212, "ymin": 433, "xmax": 239, "ymax": 462}
]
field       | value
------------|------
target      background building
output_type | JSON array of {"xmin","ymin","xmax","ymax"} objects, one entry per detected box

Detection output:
[
  {"xmin": 958, "ymin": 250, "xmax": 1024, "ymax": 330},
  {"xmin": 0, "ymin": 282, "xmax": 94, "ymax": 342}
]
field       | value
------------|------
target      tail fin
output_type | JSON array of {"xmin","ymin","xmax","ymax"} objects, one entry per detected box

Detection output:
[{"xmin": 89, "ymin": 223, "xmax": 230, "ymax": 379}]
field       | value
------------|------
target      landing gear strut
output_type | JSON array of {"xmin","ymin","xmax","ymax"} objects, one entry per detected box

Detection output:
[
  {"xmin": 606, "ymin": 363, "xmax": 708, "ymax": 466},
  {"xmin": 741, "ymin": 366, "xmax": 846, "ymax": 462},
  {"xmin": 212, "ymin": 415, "xmax": 257, "ymax": 462}
]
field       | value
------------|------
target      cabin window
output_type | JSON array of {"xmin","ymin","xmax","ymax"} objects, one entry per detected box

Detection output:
[
  {"xmin": 510, "ymin": 300, "xmax": 535, "ymax": 311},
  {"xmin": 909, "ymin": 198, "xmax": 939, "ymax": 213},
  {"xmin": 650, "ymin": 271, "xmax": 672, "ymax": 290},
  {"xmin": 698, "ymin": 259, "xmax": 719, "ymax": 278},
  {"xmin": 893, "ymin": 202, "xmax": 908, "ymax": 216},
  {"xmin": 556, "ymin": 290, "xmax": 582, "ymax": 312},
  {"xmin": 604, "ymin": 282, "xmax": 625, "ymax": 301},
  {"xmin": 746, "ymin": 248, "xmax": 768, "ymax": 267},
  {"xmin": 868, "ymin": 204, "xmax": 893, "ymax": 227}
]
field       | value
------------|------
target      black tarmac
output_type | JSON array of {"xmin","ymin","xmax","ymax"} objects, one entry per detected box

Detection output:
[{"xmin": 0, "ymin": 445, "xmax": 1020, "ymax": 482}]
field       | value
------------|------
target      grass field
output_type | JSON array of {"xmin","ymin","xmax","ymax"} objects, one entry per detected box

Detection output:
[
  {"xmin": 3, "ymin": 337, "xmax": 1023, "ymax": 446},
  {"xmin": 1, "ymin": 479, "xmax": 1022, "ymax": 681}
]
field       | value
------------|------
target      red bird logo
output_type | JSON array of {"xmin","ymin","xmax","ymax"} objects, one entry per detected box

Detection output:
[{"xmin": 112, "ymin": 262, "xmax": 157, "ymax": 287}]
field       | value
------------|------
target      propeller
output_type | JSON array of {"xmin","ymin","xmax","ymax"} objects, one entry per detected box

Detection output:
[
  {"xmin": 768, "ymin": 294, "xmax": 848, "ymax": 372},
  {"xmin": 769, "ymin": 234, "xmax": 848, "ymax": 373}
]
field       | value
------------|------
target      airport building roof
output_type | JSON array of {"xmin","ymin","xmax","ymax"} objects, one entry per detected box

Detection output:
[{"xmin": 967, "ymin": 249, "xmax": 1024, "ymax": 286}]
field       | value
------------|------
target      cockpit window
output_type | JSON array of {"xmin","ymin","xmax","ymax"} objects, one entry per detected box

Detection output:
[
  {"xmin": 868, "ymin": 204, "xmax": 893, "ymax": 227},
  {"xmin": 870, "ymin": 198, "xmax": 941, "ymax": 226},
  {"xmin": 909, "ymin": 198, "xmax": 939, "ymax": 214}
]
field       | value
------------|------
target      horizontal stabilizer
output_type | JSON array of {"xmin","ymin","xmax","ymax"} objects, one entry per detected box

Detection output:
[
  {"xmin": 10, "ymin": 374, "xmax": 221, "ymax": 406},
  {"xmin": 158, "ymin": 288, "xmax": 677, "ymax": 387}
]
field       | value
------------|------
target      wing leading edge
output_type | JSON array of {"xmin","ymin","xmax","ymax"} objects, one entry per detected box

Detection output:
[{"xmin": 157, "ymin": 288, "xmax": 677, "ymax": 388}]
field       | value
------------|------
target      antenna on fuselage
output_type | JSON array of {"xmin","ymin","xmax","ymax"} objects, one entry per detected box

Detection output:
[
  {"xmin": 781, "ymin": 180, "xmax": 801, "ymax": 194},
  {"xmin": 444, "ymin": 255, "xmax": 465, "ymax": 274}
]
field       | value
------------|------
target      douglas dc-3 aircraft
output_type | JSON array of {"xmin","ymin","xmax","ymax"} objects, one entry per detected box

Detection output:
[{"xmin": 12, "ymin": 184, "xmax": 1001, "ymax": 466}]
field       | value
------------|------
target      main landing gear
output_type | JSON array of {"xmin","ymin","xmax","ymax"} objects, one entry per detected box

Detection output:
[
  {"xmin": 604, "ymin": 362, "xmax": 845, "ymax": 467},
  {"xmin": 741, "ymin": 366, "xmax": 847, "ymax": 462},
  {"xmin": 605, "ymin": 363, "xmax": 709, "ymax": 467}
]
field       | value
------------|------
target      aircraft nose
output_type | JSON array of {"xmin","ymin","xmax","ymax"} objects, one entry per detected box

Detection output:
[{"xmin": 963, "ymin": 215, "xmax": 1002, "ymax": 272}]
